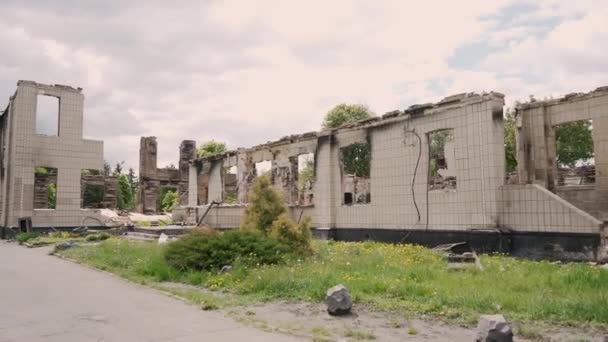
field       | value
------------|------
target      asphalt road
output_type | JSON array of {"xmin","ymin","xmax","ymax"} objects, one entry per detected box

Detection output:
[{"xmin": 0, "ymin": 241, "xmax": 298, "ymax": 341}]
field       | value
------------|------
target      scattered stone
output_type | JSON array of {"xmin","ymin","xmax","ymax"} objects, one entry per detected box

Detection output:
[
  {"xmin": 158, "ymin": 233, "xmax": 169, "ymax": 244},
  {"xmin": 55, "ymin": 241, "xmax": 75, "ymax": 251},
  {"xmin": 476, "ymin": 314, "xmax": 513, "ymax": 342},
  {"xmin": 220, "ymin": 265, "xmax": 232, "ymax": 273},
  {"xmin": 325, "ymin": 284, "xmax": 352, "ymax": 316}
]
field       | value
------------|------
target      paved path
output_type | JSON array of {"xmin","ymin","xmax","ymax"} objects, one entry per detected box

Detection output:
[{"xmin": 0, "ymin": 241, "xmax": 298, "ymax": 341}]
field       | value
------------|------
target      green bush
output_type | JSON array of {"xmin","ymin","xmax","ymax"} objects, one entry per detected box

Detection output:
[
  {"xmin": 240, "ymin": 176, "xmax": 285, "ymax": 234},
  {"xmin": 269, "ymin": 214, "xmax": 313, "ymax": 255},
  {"xmin": 165, "ymin": 230, "xmax": 288, "ymax": 272},
  {"xmin": 85, "ymin": 232, "xmax": 111, "ymax": 242},
  {"xmin": 240, "ymin": 175, "xmax": 313, "ymax": 255},
  {"xmin": 15, "ymin": 232, "xmax": 40, "ymax": 243}
]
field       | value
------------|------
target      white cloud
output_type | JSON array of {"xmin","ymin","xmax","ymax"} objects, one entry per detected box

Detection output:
[{"xmin": 0, "ymin": 0, "xmax": 605, "ymax": 171}]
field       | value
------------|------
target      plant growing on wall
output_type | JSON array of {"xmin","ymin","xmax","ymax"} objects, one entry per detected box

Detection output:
[
  {"xmin": 504, "ymin": 109, "xmax": 517, "ymax": 172},
  {"xmin": 197, "ymin": 140, "xmax": 226, "ymax": 158},
  {"xmin": 322, "ymin": 103, "xmax": 374, "ymax": 129},
  {"xmin": 47, "ymin": 183, "xmax": 56, "ymax": 209}
]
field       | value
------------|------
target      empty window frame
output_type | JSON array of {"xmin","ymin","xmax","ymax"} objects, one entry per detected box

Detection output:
[
  {"xmin": 34, "ymin": 167, "xmax": 57, "ymax": 209},
  {"xmin": 554, "ymin": 119, "xmax": 595, "ymax": 186},
  {"xmin": 254, "ymin": 160, "xmax": 272, "ymax": 177},
  {"xmin": 295, "ymin": 153, "xmax": 314, "ymax": 206},
  {"xmin": 428, "ymin": 129, "xmax": 456, "ymax": 191},
  {"xmin": 340, "ymin": 143, "xmax": 371, "ymax": 205},
  {"xmin": 36, "ymin": 95, "xmax": 59, "ymax": 136},
  {"xmin": 223, "ymin": 165, "xmax": 238, "ymax": 204},
  {"xmin": 81, "ymin": 169, "xmax": 105, "ymax": 209}
]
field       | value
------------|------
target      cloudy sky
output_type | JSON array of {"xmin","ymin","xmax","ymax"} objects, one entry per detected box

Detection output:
[{"xmin": 1, "ymin": 0, "xmax": 606, "ymax": 171}]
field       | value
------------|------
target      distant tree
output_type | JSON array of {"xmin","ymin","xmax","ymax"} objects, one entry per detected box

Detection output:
[
  {"xmin": 113, "ymin": 161, "xmax": 124, "ymax": 176},
  {"xmin": 161, "ymin": 190, "xmax": 179, "ymax": 212},
  {"xmin": 197, "ymin": 140, "xmax": 227, "ymax": 158},
  {"xmin": 341, "ymin": 143, "xmax": 371, "ymax": 177},
  {"xmin": 322, "ymin": 103, "xmax": 374, "ymax": 129},
  {"xmin": 117, "ymin": 174, "xmax": 134, "ymax": 210},
  {"xmin": 298, "ymin": 160, "xmax": 314, "ymax": 191},
  {"xmin": 127, "ymin": 168, "xmax": 138, "ymax": 195},
  {"xmin": 555, "ymin": 120, "xmax": 594, "ymax": 167},
  {"xmin": 103, "ymin": 161, "xmax": 112, "ymax": 176},
  {"xmin": 504, "ymin": 109, "xmax": 517, "ymax": 172}
]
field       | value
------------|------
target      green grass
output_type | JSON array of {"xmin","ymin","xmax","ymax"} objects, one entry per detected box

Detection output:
[{"xmin": 59, "ymin": 239, "xmax": 608, "ymax": 325}]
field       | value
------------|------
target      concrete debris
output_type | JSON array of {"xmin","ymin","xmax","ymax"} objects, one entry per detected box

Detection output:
[
  {"xmin": 55, "ymin": 241, "xmax": 75, "ymax": 251},
  {"xmin": 476, "ymin": 314, "xmax": 513, "ymax": 342},
  {"xmin": 325, "ymin": 284, "xmax": 352, "ymax": 316},
  {"xmin": 446, "ymin": 251, "xmax": 483, "ymax": 271},
  {"xmin": 158, "ymin": 233, "xmax": 169, "ymax": 244}
]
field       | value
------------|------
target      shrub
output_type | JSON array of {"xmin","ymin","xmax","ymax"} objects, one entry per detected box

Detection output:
[
  {"xmin": 85, "ymin": 232, "xmax": 111, "ymax": 242},
  {"xmin": 269, "ymin": 214, "xmax": 312, "ymax": 255},
  {"xmin": 240, "ymin": 176, "xmax": 285, "ymax": 234},
  {"xmin": 165, "ymin": 230, "xmax": 288, "ymax": 272},
  {"xmin": 15, "ymin": 232, "xmax": 40, "ymax": 243},
  {"xmin": 161, "ymin": 190, "xmax": 179, "ymax": 213}
]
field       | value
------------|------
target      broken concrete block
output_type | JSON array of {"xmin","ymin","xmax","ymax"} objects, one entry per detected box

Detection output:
[
  {"xmin": 326, "ymin": 284, "xmax": 352, "ymax": 316},
  {"xmin": 476, "ymin": 314, "xmax": 513, "ymax": 342},
  {"xmin": 158, "ymin": 233, "xmax": 169, "ymax": 244},
  {"xmin": 55, "ymin": 241, "xmax": 75, "ymax": 251}
]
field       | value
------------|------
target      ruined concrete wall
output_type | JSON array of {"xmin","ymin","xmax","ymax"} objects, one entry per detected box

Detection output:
[
  {"xmin": 515, "ymin": 87, "xmax": 608, "ymax": 221},
  {"xmin": 186, "ymin": 88, "xmax": 606, "ymax": 260},
  {"xmin": 138, "ymin": 137, "xmax": 195, "ymax": 213},
  {"xmin": 80, "ymin": 175, "xmax": 118, "ymax": 209},
  {"xmin": 0, "ymin": 81, "xmax": 105, "ymax": 228},
  {"xmin": 498, "ymin": 184, "xmax": 602, "ymax": 233},
  {"xmin": 190, "ymin": 92, "xmax": 506, "ymax": 232}
]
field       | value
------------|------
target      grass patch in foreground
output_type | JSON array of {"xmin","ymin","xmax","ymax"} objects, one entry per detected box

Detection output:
[{"xmin": 59, "ymin": 239, "xmax": 608, "ymax": 325}]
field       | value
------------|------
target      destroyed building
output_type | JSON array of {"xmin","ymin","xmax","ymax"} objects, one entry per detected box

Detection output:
[
  {"xmin": 137, "ymin": 137, "xmax": 196, "ymax": 214},
  {"xmin": 0, "ymin": 81, "xmax": 111, "ymax": 233},
  {"xmin": 179, "ymin": 87, "xmax": 608, "ymax": 261}
]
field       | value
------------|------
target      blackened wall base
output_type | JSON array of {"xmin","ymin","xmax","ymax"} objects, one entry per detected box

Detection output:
[{"xmin": 313, "ymin": 228, "xmax": 601, "ymax": 261}]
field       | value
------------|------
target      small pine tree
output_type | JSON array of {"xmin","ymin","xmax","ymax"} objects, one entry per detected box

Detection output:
[
  {"xmin": 269, "ymin": 214, "xmax": 312, "ymax": 255},
  {"xmin": 240, "ymin": 175, "xmax": 286, "ymax": 234}
]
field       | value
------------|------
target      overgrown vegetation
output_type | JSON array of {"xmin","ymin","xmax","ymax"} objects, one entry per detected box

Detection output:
[
  {"xmin": 555, "ymin": 119, "xmax": 594, "ymax": 167},
  {"xmin": 197, "ymin": 140, "xmax": 227, "ymax": 158},
  {"xmin": 60, "ymin": 240, "xmax": 608, "ymax": 325},
  {"xmin": 240, "ymin": 176, "xmax": 287, "ymax": 234},
  {"xmin": 341, "ymin": 143, "xmax": 372, "ymax": 177},
  {"xmin": 160, "ymin": 190, "xmax": 179, "ymax": 212},
  {"xmin": 15, "ymin": 232, "xmax": 40, "ymax": 243},
  {"xmin": 165, "ymin": 230, "xmax": 288, "ymax": 271},
  {"xmin": 47, "ymin": 182, "xmax": 57, "ymax": 209},
  {"xmin": 322, "ymin": 103, "xmax": 374, "ymax": 129},
  {"xmin": 504, "ymin": 109, "xmax": 517, "ymax": 172},
  {"xmin": 164, "ymin": 176, "xmax": 313, "ymax": 272}
]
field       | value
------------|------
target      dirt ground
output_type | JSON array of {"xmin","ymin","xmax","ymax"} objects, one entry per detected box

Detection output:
[{"xmin": 159, "ymin": 282, "xmax": 608, "ymax": 342}]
